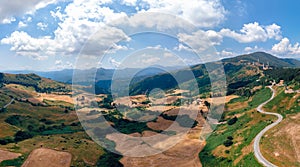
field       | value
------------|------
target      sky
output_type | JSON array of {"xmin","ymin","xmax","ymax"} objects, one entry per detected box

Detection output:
[{"xmin": 0, "ymin": 0, "xmax": 299, "ymax": 71}]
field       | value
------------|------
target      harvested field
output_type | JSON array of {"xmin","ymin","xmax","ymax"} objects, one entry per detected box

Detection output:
[
  {"xmin": 0, "ymin": 149, "xmax": 21, "ymax": 163},
  {"xmin": 146, "ymin": 106, "xmax": 175, "ymax": 113},
  {"xmin": 37, "ymin": 93, "xmax": 74, "ymax": 104},
  {"xmin": 147, "ymin": 116, "xmax": 174, "ymax": 131},
  {"xmin": 205, "ymin": 95, "xmax": 239, "ymax": 105},
  {"xmin": 120, "ymin": 114, "xmax": 206, "ymax": 167},
  {"xmin": 22, "ymin": 148, "xmax": 72, "ymax": 167},
  {"xmin": 150, "ymin": 96, "xmax": 179, "ymax": 105}
]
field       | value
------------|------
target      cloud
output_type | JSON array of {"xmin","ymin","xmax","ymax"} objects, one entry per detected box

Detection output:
[
  {"xmin": 141, "ymin": 56, "xmax": 161, "ymax": 64},
  {"xmin": 113, "ymin": 0, "xmax": 226, "ymax": 31},
  {"xmin": 37, "ymin": 22, "xmax": 48, "ymax": 31},
  {"xmin": 54, "ymin": 60, "xmax": 73, "ymax": 69},
  {"xmin": 1, "ymin": 0, "xmax": 228, "ymax": 67},
  {"xmin": 2, "ymin": 17, "xmax": 16, "ymax": 24},
  {"xmin": 146, "ymin": 45, "xmax": 163, "ymax": 50},
  {"xmin": 220, "ymin": 22, "xmax": 282, "ymax": 43},
  {"xmin": 173, "ymin": 44, "xmax": 193, "ymax": 52},
  {"xmin": 18, "ymin": 21, "xmax": 28, "ymax": 28},
  {"xmin": 1, "ymin": 0, "xmax": 129, "ymax": 59},
  {"xmin": 177, "ymin": 30, "xmax": 222, "ymax": 52},
  {"xmin": 163, "ymin": 52, "xmax": 173, "ymax": 58},
  {"xmin": 142, "ymin": 0, "xmax": 227, "ymax": 28},
  {"xmin": 244, "ymin": 45, "xmax": 264, "ymax": 53},
  {"xmin": 218, "ymin": 50, "xmax": 234, "ymax": 57},
  {"xmin": 109, "ymin": 57, "xmax": 121, "ymax": 67},
  {"xmin": 271, "ymin": 37, "xmax": 300, "ymax": 56},
  {"xmin": 1, "ymin": 31, "xmax": 55, "ymax": 60},
  {"xmin": 55, "ymin": 60, "xmax": 62, "ymax": 65},
  {"xmin": 121, "ymin": 0, "xmax": 138, "ymax": 6},
  {"xmin": 0, "ymin": 0, "xmax": 60, "ymax": 23},
  {"xmin": 244, "ymin": 46, "xmax": 253, "ymax": 52}
]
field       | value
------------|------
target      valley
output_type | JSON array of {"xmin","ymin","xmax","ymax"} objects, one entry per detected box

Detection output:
[{"xmin": 0, "ymin": 52, "xmax": 299, "ymax": 166}]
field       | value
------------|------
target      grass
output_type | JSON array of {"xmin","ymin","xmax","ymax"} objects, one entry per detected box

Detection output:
[
  {"xmin": 43, "ymin": 99, "xmax": 74, "ymax": 109},
  {"xmin": 0, "ymin": 85, "xmax": 106, "ymax": 166},
  {"xmin": 0, "ymin": 154, "xmax": 28, "ymax": 167},
  {"xmin": 264, "ymin": 87, "xmax": 300, "ymax": 117},
  {"xmin": 0, "ymin": 94, "xmax": 11, "ymax": 108},
  {"xmin": 0, "ymin": 123, "xmax": 18, "ymax": 138},
  {"xmin": 235, "ymin": 153, "xmax": 263, "ymax": 167},
  {"xmin": 200, "ymin": 87, "xmax": 276, "ymax": 167},
  {"xmin": 227, "ymin": 96, "xmax": 248, "ymax": 104},
  {"xmin": 0, "ymin": 132, "xmax": 104, "ymax": 166}
]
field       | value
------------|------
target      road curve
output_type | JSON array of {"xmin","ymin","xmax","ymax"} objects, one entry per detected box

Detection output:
[{"xmin": 253, "ymin": 86, "xmax": 283, "ymax": 167}]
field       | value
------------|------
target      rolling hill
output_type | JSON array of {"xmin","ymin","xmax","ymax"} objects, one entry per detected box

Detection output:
[
  {"xmin": 129, "ymin": 52, "xmax": 300, "ymax": 96},
  {"xmin": 0, "ymin": 73, "xmax": 71, "ymax": 93}
]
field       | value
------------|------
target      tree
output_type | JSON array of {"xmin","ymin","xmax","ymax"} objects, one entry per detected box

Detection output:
[
  {"xmin": 14, "ymin": 131, "xmax": 33, "ymax": 142},
  {"xmin": 204, "ymin": 101, "xmax": 210, "ymax": 109},
  {"xmin": 223, "ymin": 139, "xmax": 233, "ymax": 147},
  {"xmin": 0, "ymin": 108, "xmax": 7, "ymax": 113},
  {"xmin": 227, "ymin": 116, "xmax": 238, "ymax": 125}
]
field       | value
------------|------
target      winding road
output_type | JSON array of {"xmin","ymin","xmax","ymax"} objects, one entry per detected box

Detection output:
[{"xmin": 253, "ymin": 86, "xmax": 283, "ymax": 167}]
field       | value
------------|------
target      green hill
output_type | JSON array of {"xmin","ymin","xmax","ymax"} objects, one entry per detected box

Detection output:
[{"xmin": 0, "ymin": 73, "xmax": 70, "ymax": 93}]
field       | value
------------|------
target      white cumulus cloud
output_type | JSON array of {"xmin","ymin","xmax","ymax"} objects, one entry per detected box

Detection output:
[
  {"xmin": 272, "ymin": 37, "xmax": 300, "ymax": 56},
  {"xmin": 177, "ymin": 30, "xmax": 222, "ymax": 52},
  {"xmin": 142, "ymin": 0, "xmax": 227, "ymax": 28},
  {"xmin": 220, "ymin": 22, "xmax": 282, "ymax": 43},
  {"xmin": 1, "ymin": 0, "xmax": 129, "ymax": 59}
]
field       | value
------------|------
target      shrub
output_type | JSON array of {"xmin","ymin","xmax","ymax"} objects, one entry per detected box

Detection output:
[
  {"xmin": 0, "ymin": 137, "xmax": 14, "ymax": 145},
  {"xmin": 227, "ymin": 116, "xmax": 238, "ymax": 125},
  {"xmin": 227, "ymin": 136, "xmax": 233, "ymax": 140},
  {"xmin": 223, "ymin": 139, "xmax": 233, "ymax": 147}
]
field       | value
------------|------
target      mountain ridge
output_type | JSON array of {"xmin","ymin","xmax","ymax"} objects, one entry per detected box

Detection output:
[{"xmin": 222, "ymin": 52, "xmax": 300, "ymax": 68}]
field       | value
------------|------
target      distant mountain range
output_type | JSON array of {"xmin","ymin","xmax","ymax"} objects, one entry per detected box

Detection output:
[
  {"xmin": 3, "ymin": 52, "xmax": 300, "ymax": 95},
  {"xmin": 5, "ymin": 66, "xmax": 183, "ymax": 84},
  {"xmin": 6, "ymin": 52, "xmax": 300, "ymax": 80}
]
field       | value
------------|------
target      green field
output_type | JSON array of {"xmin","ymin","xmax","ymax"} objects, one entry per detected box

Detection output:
[{"xmin": 200, "ymin": 88, "xmax": 276, "ymax": 167}]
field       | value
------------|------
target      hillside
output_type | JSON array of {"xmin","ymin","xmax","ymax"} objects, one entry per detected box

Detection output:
[
  {"xmin": 129, "ymin": 52, "xmax": 300, "ymax": 96},
  {"xmin": 0, "ymin": 73, "xmax": 71, "ymax": 93}
]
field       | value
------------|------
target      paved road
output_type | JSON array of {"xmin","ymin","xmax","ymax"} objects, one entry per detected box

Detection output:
[
  {"xmin": 253, "ymin": 86, "xmax": 283, "ymax": 167},
  {"xmin": 3, "ymin": 98, "xmax": 14, "ymax": 108}
]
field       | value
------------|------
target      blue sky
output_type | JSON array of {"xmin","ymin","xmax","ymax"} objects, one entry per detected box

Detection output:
[{"xmin": 0, "ymin": 0, "xmax": 299, "ymax": 71}]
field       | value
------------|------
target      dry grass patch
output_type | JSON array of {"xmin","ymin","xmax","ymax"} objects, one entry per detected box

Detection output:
[
  {"xmin": 0, "ymin": 149, "xmax": 21, "ymax": 163},
  {"xmin": 36, "ymin": 93, "xmax": 74, "ymax": 104},
  {"xmin": 22, "ymin": 148, "xmax": 71, "ymax": 167},
  {"xmin": 0, "ymin": 132, "xmax": 104, "ymax": 166},
  {"xmin": 0, "ymin": 122, "xmax": 18, "ymax": 138},
  {"xmin": 261, "ymin": 113, "xmax": 300, "ymax": 167}
]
